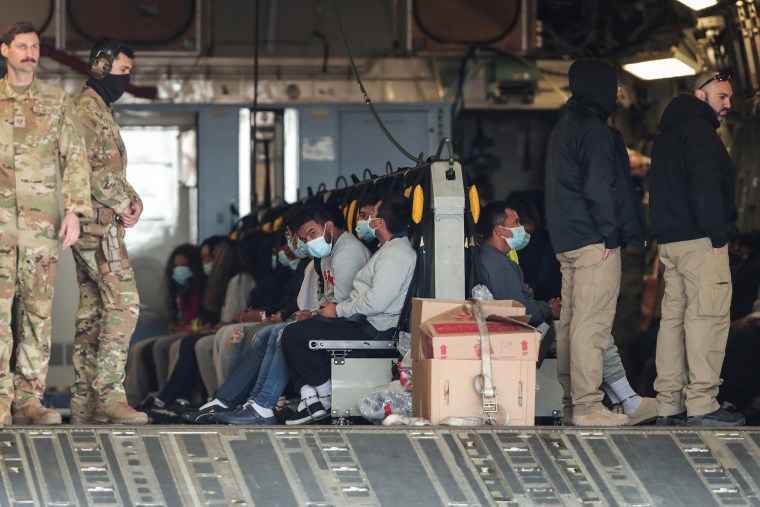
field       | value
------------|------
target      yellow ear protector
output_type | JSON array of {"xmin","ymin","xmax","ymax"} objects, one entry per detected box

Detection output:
[{"xmin": 89, "ymin": 39, "xmax": 123, "ymax": 80}]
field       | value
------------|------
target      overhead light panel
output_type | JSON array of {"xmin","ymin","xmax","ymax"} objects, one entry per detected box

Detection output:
[
  {"xmin": 675, "ymin": 0, "xmax": 718, "ymax": 11},
  {"xmin": 622, "ymin": 49, "xmax": 699, "ymax": 80}
]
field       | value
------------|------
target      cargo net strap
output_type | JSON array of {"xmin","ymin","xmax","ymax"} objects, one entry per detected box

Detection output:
[{"xmin": 470, "ymin": 300, "xmax": 502, "ymax": 425}]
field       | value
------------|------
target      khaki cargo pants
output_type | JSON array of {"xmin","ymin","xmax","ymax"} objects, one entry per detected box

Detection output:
[
  {"xmin": 654, "ymin": 238, "xmax": 731, "ymax": 417},
  {"xmin": 556, "ymin": 243, "xmax": 621, "ymax": 416}
]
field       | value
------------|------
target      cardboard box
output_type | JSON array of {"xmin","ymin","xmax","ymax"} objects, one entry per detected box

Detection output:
[
  {"xmin": 419, "ymin": 307, "xmax": 539, "ymax": 361},
  {"xmin": 410, "ymin": 298, "xmax": 527, "ymax": 360},
  {"xmin": 413, "ymin": 358, "xmax": 536, "ymax": 425}
]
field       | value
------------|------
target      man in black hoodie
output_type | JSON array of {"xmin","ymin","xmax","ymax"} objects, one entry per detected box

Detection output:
[
  {"xmin": 545, "ymin": 59, "xmax": 647, "ymax": 426},
  {"xmin": 649, "ymin": 71, "xmax": 743, "ymax": 427}
]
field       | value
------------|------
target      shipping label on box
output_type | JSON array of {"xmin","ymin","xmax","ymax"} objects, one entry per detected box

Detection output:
[
  {"xmin": 419, "ymin": 305, "xmax": 539, "ymax": 361},
  {"xmin": 410, "ymin": 298, "xmax": 527, "ymax": 360}
]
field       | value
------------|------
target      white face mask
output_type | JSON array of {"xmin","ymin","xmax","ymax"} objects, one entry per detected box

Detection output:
[{"xmin": 497, "ymin": 225, "xmax": 530, "ymax": 251}]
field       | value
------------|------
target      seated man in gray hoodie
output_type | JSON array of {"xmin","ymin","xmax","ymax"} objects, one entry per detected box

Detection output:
[
  {"xmin": 281, "ymin": 192, "xmax": 417, "ymax": 425},
  {"xmin": 475, "ymin": 201, "xmax": 656, "ymax": 426}
]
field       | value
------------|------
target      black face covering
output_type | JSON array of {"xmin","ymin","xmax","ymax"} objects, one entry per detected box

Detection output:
[
  {"xmin": 568, "ymin": 59, "xmax": 619, "ymax": 118},
  {"xmin": 86, "ymin": 73, "xmax": 130, "ymax": 105}
]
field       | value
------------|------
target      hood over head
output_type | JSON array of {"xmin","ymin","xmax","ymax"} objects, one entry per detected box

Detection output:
[
  {"xmin": 568, "ymin": 59, "xmax": 619, "ymax": 118},
  {"xmin": 659, "ymin": 93, "xmax": 721, "ymax": 132}
]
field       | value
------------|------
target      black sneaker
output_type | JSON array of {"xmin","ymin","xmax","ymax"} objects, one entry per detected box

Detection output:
[
  {"xmin": 686, "ymin": 408, "xmax": 745, "ymax": 427},
  {"xmin": 285, "ymin": 400, "xmax": 328, "ymax": 426},
  {"xmin": 181, "ymin": 404, "xmax": 229, "ymax": 424},
  {"xmin": 165, "ymin": 399, "xmax": 193, "ymax": 414},
  {"xmin": 655, "ymin": 411, "xmax": 687, "ymax": 426}
]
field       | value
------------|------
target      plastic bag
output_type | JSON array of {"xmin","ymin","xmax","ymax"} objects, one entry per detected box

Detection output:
[
  {"xmin": 357, "ymin": 380, "xmax": 412, "ymax": 424},
  {"xmin": 471, "ymin": 284, "xmax": 495, "ymax": 301},
  {"xmin": 397, "ymin": 331, "xmax": 413, "ymax": 389}
]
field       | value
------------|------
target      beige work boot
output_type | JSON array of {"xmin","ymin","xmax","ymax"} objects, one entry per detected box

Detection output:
[
  {"xmin": 572, "ymin": 407, "xmax": 628, "ymax": 427},
  {"xmin": 94, "ymin": 401, "xmax": 148, "ymax": 425},
  {"xmin": 70, "ymin": 395, "xmax": 95, "ymax": 425},
  {"xmin": 12, "ymin": 400, "xmax": 62, "ymax": 425},
  {"xmin": 625, "ymin": 397, "xmax": 658, "ymax": 426}
]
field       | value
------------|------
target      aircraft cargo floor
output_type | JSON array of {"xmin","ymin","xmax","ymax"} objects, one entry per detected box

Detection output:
[{"xmin": 2, "ymin": 425, "xmax": 760, "ymax": 506}]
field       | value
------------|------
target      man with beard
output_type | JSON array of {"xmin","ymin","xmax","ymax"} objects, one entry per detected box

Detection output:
[{"xmin": 649, "ymin": 71, "xmax": 743, "ymax": 426}]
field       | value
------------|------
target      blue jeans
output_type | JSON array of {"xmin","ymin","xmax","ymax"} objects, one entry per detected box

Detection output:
[
  {"xmin": 215, "ymin": 324, "xmax": 275, "ymax": 407},
  {"xmin": 226, "ymin": 325, "xmax": 260, "ymax": 375},
  {"xmin": 249, "ymin": 324, "xmax": 291, "ymax": 409}
]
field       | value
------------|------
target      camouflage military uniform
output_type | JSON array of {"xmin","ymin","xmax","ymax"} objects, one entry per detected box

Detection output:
[
  {"xmin": 71, "ymin": 87, "xmax": 140, "ymax": 410},
  {"xmin": 0, "ymin": 77, "xmax": 91, "ymax": 411}
]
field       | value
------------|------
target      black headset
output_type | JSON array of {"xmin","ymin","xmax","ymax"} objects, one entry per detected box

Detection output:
[{"xmin": 89, "ymin": 39, "xmax": 124, "ymax": 80}]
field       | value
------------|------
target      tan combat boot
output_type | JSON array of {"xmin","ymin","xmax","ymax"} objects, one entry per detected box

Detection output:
[
  {"xmin": 70, "ymin": 394, "xmax": 95, "ymax": 425},
  {"xmin": 12, "ymin": 400, "xmax": 62, "ymax": 425},
  {"xmin": 94, "ymin": 400, "xmax": 148, "ymax": 425},
  {"xmin": 572, "ymin": 407, "xmax": 628, "ymax": 427}
]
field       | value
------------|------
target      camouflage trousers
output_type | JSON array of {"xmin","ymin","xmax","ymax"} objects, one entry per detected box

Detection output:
[
  {"xmin": 71, "ymin": 227, "xmax": 139, "ymax": 406},
  {"xmin": 0, "ymin": 221, "xmax": 59, "ymax": 410}
]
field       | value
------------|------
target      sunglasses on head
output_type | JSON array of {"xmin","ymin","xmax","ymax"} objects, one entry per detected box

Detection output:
[{"xmin": 698, "ymin": 72, "xmax": 733, "ymax": 90}]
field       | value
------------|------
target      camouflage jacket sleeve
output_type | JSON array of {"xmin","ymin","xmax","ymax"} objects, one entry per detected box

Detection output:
[
  {"xmin": 125, "ymin": 181, "xmax": 141, "ymax": 203},
  {"xmin": 73, "ymin": 90, "xmax": 133, "ymax": 213},
  {"xmin": 59, "ymin": 95, "xmax": 93, "ymax": 218}
]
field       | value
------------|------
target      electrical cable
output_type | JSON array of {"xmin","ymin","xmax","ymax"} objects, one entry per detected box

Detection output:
[
  {"xmin": 38, "ymin": 0, "xmax": 55, "ymax": 34},
  {"xmin": 331, "ymin": 0, "xmax": 423, "ymax": 165},
  {"xmin": 67, "ymin": 0, "xmax": 196, "ymax": 45}
]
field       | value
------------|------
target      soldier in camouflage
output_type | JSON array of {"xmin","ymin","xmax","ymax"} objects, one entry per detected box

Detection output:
[
  {"xmin": 70, "ymin": 38, "xmax": 147, "ymax": 424},
  {"xmin": 0, "ymin": 21, "xmax": 92, "ymax": 426}
]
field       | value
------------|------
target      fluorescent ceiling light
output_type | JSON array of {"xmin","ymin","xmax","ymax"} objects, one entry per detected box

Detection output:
[
  {"xmin": 675, "ymin": 0, "xmax": 718, "ymax": 10},
  {"xmin": 623, "ymin": 58, "xmax": 698, "ymax": 80}
]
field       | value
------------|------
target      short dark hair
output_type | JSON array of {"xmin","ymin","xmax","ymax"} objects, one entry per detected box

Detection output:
[
  {"xmin": 281, "ymin": 205, "xmax": 303, "ymax": 234},
  {"xmin": 2, "ymin": 21, "xmax": 38, "ymax": 46},
  {"xmin": 323, "ymin": 204, "xmax": 346, "ymax": 230},
  {"xmin": 291, "ymin": 205, "xmax": 333, "ymax": 232},
  {"xmin": 358, "ymin": 192, "xmax": 382, "ymax": 209},
  {"xmin": 376, "ymin": 192, "xmax": 411, "ymax": 235},
  {"xmin": 476, "ymin": 201, "xmax": 509, "ymax": 240},
  {"xmin": 89, "ymin": 36, "xmax": 134, "ymax": 61}
]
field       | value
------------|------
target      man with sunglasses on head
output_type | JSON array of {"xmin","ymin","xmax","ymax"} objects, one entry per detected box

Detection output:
[{"xmin": 649, "ymin": 70, "xmax": 742, "ymax": 427}]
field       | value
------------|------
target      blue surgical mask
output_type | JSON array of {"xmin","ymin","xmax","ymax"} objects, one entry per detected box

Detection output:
[
  {"xmin": 366, "ymin": 214, "xmax": 379, "ymax": 238},
  {"xmin": 172, "ymin": 265, "xmax": 193, "ymax": 286},
  {"xmin": 277, "ymin": 250, "xmax": 290, "ymax": 267},
  {"xmin": 278, "ymin": 250, "xmax": 299, "ymax": 270},
  {"xmin": 305, "ymin": 229, "xmax": 333, "ymax": 258},
  {"xmin": 203, "ymin": 262, "xmax": 213, "ymax": 276},
  {"xmin": 498, "ymin": 225, "xmax": 530, "ymax": 251},
  {"xmin": 293, "ymin": 239, "xmax": 308, "ymax": 258},
  {"xmin": 355, "ymin": 219, "xmax": 375, "ymax": 241}
]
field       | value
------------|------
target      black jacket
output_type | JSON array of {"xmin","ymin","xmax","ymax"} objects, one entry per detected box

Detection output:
[
  {"xmin": 546, "ymin": 98, "xmax": 647, "ymax": 253},
  {"xmin": 649, "ymin": 93, "xmax": 737, "ymax": 248}
]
